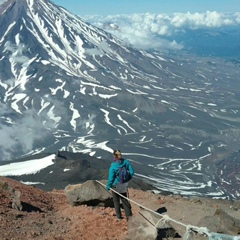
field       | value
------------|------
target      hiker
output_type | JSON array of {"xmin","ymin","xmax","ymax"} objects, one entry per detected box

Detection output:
[{"xmin": 106, "ymin": 150, "xmax": 134, "ymax": 220}]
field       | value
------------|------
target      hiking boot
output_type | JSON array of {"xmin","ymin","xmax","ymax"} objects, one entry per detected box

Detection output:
[{"xmin": 117, "ymin": 216, "xmax": 123, "ymax": 220}]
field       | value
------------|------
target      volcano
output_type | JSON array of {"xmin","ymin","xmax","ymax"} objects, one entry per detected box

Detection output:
[{"xmin": 0, "ymin": 0, "xmax": 240, "ymax": 199}]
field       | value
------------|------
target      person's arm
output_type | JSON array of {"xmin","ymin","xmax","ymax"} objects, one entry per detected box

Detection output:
[{"xmin": 106, "ymin": 166, "xmax": 115, "ymax": 190}]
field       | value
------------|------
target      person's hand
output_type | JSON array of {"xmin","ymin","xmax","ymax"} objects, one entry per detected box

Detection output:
[{"xmin": 106, "ymin": 186, "xmax": 110, "ymax": 190}]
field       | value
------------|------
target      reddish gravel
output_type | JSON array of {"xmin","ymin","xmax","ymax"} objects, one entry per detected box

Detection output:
[{"xmin": 0, "ymin": 176, "xmax": 239, "ymax": 240}]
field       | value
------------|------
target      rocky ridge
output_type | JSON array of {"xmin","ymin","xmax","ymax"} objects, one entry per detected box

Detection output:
[
  {"xmin": 0, "ymin": 0, "xmax": 240, "ymax": 200},
  {"xmin": 1, "ymin": 176, "xmax": 240, "ymax": 240}
]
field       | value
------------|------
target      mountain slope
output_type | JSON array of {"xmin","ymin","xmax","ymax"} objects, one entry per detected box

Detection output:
[
  {"xmin": 0, "ymin": 0, "xmax": 240, "ymax": 199},
  {"xmin": 1, "ymin": 176, "xmax": 239, "ymax": 240}
]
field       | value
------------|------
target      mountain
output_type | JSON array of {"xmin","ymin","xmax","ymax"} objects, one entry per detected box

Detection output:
[{"xmin": 0, "ymin": 0, "xmax": 240, "ymax": 199}]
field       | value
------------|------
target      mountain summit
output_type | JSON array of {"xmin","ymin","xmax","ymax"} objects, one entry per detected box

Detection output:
[{"xmin": 0, "ymin": 0, "xmax": 240, "ymax": 199}]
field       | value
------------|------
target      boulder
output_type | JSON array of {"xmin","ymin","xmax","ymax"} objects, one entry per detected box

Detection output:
[
  {"xmin": 11, "ymin": 190, "xmax": 23, "ymax": 211},
  {"xmin": 232, "ymin": 200, "xmax": 240, "ymax": 211},
  {"xmin": 128, "ymin": 209, "xmax": 178, "ymax": 240},
  {"xmin": 0, "ymin": 180, "xmax": 9, "ymax": 190},
  {"xmin": 64, "ymin": 180, "xmax": 113, "ymax": 207},
  {"xmin": 214, "ymin": 208, "xmax": 240, "ymax": 235},
  {"xmin": 198, "ymin": 208, "xmax": 240, "ymax": 236},
  {"xmin": 0, "ymin": 179, "xmax": 23, "ymax": 211}
]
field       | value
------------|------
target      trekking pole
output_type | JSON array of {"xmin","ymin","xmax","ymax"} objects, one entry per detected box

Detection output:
[{"xmin": 127, "ymin": 187, "xmax": 130, "ymax": 200}]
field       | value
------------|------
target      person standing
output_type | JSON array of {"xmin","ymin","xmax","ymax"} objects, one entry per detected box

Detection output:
[{"xmin": 106, "ymin": 150, "xmax": 134, "ymax": 220}]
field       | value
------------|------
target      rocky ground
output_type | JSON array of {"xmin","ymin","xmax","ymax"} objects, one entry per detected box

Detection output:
[{"xmin": 0, "ymin": 176, "xmax": 240, "ymax": 240}]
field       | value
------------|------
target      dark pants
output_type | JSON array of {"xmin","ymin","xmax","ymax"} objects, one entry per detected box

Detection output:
[{"xmin": 112, "ymin": 191, "xmax": 132, "ymax": 218}]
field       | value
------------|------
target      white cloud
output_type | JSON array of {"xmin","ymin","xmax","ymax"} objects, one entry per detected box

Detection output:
[
  {"xmin": 4, "ymin": 42, "xmax": 30, "ymax": 64},
  {"xmin": 83, "ymin": 11, "xmax": 240, "ymax": 51},
  {"xmin": 85, "ymin": 40, "xmax": 110, "ymax": 55},
  {"xmin": 171, "ymin": 11, "xmax": 234, "ymax": 28},
  {"xmin": 235, "ymin": 12, "xmax": 240, "ymax": 24},
  {"xmin": 0, "ymin": 0, "xmax": 8, "ymax": 5},
  {"xmin": 0, "ymin": 109, "xmax": 52, "ymax": 161}
]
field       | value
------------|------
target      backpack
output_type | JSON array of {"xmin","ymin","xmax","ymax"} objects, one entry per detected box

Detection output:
[{"xmin": 118, "ymin": 166, "xmax": 131, "ymax": 184}]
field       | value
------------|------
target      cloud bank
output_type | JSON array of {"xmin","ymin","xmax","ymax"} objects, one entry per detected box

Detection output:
[
  {"xmin": 0, "ymin": 0, "xmax": 7, "ymax": 4},
  {"xmin": 0, "ymin": 109, "xmax": 52, "ymax": 161},
  {"xmin": 83, "ymin": 11, "xmax": 240, "ymax": 50}
]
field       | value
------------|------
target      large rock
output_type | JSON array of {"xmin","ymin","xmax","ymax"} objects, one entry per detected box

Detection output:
[
  {"xmin": 198, "ymin": 208, "xmax": 240, "ymax": 236},
  {"xmin": 214, "ymin": 209, "xmax": 240, "ymax": 235},
  {"xmin": 64, "ymin": 180, "xmax": 113, "ymax": 207},
  {"xmin": 232, "ymin": 200, "xmax": 240, "ymax": 211},
  {"xmin": 0, "ymin": 179, "xmax": 22, "ymax": 211},
  {"xmin": 128, "ymin": 209, "xmax": 178, "ymax": 240},
  {"xmin": 11, "ymin": 190, "xmax": 23, "ymax": 211}
]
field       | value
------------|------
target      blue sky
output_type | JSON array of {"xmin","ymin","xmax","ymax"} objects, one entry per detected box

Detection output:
[{"xmin": 52, "ymin": 0, "xmax": 240, "ymax": 16}]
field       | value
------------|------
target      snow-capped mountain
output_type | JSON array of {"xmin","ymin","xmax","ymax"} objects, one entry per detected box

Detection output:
[{"xmin": 0, "ymin": 0, "xmax": 240, "ymax": 199}]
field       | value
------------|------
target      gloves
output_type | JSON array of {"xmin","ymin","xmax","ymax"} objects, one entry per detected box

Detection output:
[{"xmin": 106, "ymin": 185, "xmax": 111, "ymax": 190}]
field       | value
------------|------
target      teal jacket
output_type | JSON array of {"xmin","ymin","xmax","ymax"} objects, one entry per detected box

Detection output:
[{"xmin": 106, "ymin": 158, "xmax": 134, "ymax": 190}]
